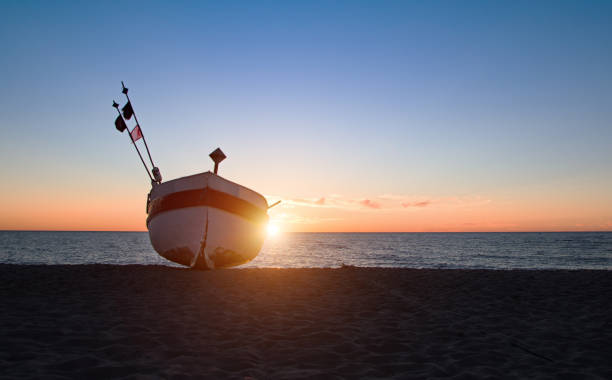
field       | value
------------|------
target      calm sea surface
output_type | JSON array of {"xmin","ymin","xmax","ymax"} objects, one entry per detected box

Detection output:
[{"xmin": 1, "ymin": 231, "xmax": 611, "ymax": 270}]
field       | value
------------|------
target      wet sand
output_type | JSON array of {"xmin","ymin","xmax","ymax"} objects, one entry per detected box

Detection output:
[{"xmin": 1, "ymin": 265, "xmax": 610, "ymax": 379}]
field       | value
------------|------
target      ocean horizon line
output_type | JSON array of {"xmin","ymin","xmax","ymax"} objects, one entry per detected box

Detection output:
[{"xmin": 2, "ymin": 230, "xmax": 611, "ymax": 234}]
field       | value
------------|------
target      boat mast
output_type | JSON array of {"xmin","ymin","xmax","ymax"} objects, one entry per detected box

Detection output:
[
  {"xmin": 112, "ymin": 101, "xmax": 154, "ymax": 182},
  {"xmin": 120, "ymin": 82, "xmax": 157, "ymax": 172},
  {"xmin": 113, "ymin": 82, "xmax": 162, "ymax": 184}
]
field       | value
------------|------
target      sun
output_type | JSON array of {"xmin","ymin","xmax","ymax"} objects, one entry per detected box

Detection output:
[{"xmin": 267, "ymin": 223, "xmax": 280, "ymax": 237}]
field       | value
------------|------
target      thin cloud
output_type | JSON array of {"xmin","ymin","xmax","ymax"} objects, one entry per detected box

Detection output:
[
  {"xmin": 402, "ymin": 200, "xmax": 432, "ymax": 208},
  {"xmin": 286, "ymin": 198, "xmax": 330, "ymax": 208},
  {"xmin": 271, "ymin": 212, "xmax": 343, "ymax": 225},
  {"xmin": 360, "ymin": 199, "xmax": 381, "ymax": 209},
  {"xmin": 267, "ymin": 194, "xmax": 490, "ymax": 212}
]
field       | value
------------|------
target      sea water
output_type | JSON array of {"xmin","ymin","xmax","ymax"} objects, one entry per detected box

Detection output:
[{"xmin": 0, "ymin": 231, "xmax": 611, "ymax": 270}]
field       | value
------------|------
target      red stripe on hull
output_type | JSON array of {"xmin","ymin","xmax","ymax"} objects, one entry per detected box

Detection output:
[{"xmin": 146, "ymin": 188, "xmax": 268, "ymax": 225}]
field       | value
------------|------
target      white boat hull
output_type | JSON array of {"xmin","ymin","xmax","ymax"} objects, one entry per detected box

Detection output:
[{"xmin": 146, "ymin": 172, "xmax": 268, "ymax": 269}]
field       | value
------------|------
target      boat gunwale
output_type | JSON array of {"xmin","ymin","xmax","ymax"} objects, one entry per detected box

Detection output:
[{"xmin": 150, "ymin": 171, "xmax": 268, "ymax": 207}]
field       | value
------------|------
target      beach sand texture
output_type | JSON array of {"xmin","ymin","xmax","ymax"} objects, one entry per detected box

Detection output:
[{"xmin": 1, "ymin": 265, "xmax": 610, "ymax": 379}]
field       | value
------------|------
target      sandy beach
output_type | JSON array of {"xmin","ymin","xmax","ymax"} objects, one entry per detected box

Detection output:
[{"xmin": 1, "ymin": 265, "xmax": 610, "ymax": 379}]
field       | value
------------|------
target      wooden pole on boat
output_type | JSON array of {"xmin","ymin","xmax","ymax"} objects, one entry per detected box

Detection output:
[
  {"xmin": 121, "ymin": 82, "xmax": 157, "ymax": 170},
  {"xmin": 113, "ymin": 101, "xmax": 154, "ymax": 182},
  {"xmin": 268, "ymin": 200, "xmax": 281, "ymax": 209}
]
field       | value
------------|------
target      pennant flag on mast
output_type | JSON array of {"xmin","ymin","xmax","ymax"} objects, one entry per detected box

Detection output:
[
  {"xmin": 115, "ymin": 115, "xmax": 127, "ymax": 132},
  {"xmin": 122, "ymin": 101, "xmax": 134, "ymax": 120},
  {"xmin": 130, "ymin": 125, "xmax": 143, "ymax": 141}
]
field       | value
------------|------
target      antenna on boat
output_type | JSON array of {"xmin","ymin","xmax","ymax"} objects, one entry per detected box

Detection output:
[
  {"xmin": 120, "ymin": 82, "xmax": 162, "ymax": 184},
  {"xmin": 113, "ymin": 100, "xmax": 154, "ymax": 182},
  {"xmin": 209, "ymin": 148, "xmax": 226, "ymax": 174}
]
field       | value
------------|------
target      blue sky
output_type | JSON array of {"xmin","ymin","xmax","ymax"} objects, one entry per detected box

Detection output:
[{"xmin": 1, "ymin": 1, "xmax": 611, "ymax": 231}]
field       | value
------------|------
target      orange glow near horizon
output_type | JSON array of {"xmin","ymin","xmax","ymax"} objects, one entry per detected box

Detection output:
[
  {"xmin": 1, "ymin": 185, "xmax": 611, "ymax": 232},
  {"xmin": 263, "ymin": 192, "xmax": 612, "ymax": 233},
  {"xmin": 2, "ymin": 194, "xmax": 612, "ymax": 232}
]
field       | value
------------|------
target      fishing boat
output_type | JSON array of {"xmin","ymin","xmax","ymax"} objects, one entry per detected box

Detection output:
[
  {"xmin": 146, "ymin": 166, "xmax": 269, "ymax": 269},
  {"xmin": 112, "ymin": 82, "xmax": 274, "ymax": 269}
]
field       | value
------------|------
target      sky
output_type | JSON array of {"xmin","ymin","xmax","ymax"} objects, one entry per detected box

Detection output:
[{"xmin": 0, "ymin": 0, "xmax": 611, "ymax": 232}]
